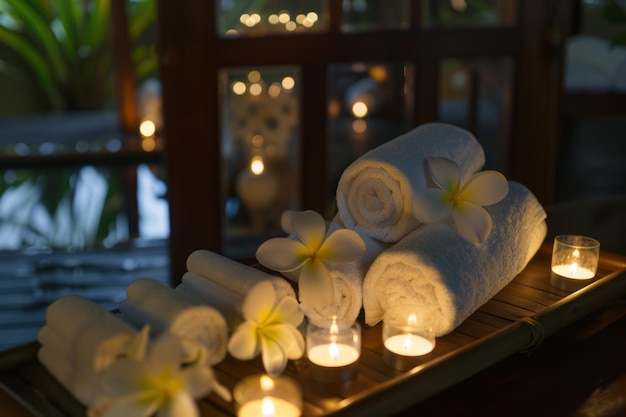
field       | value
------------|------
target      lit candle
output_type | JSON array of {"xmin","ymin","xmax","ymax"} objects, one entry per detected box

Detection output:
[
  {"xmin": 306, "ymin": 317, "xmax": 361, "ymax": 382},
  {"xmin": 551, "ymin": 235, "xmax": 599, "ymax": 281},
  {"xmin": 238, "ymin": 396, "xmax": 301, "ymax": 417},
  {"xmin": 307, "ymin": 341, "xmax": 360, "ymax": 367},
  {"xmin": 382, "ymin": 307, "xmax": 435, "ymax": 370},
  {"xmin": 234, "ymin": 375, "xmax": 302, "ymax": 417}
]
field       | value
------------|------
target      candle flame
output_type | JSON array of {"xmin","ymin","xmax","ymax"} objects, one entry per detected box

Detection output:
[
  {"xmin": 261, "ymin": 397, "xmax": 275, "ymax": 417},
  {"xmin": 402, "ymin": 334, "xmax": 412, "ymax": 352},
  {"xmin": 568, "ymin": 262, "xmax": 578, "ymax": 276},
  {"xmin": 329, "ymin": 342, "xmax": 339, "ymax": 361},
  {"xmin": 260, "ymin": 375, "xmax": 274, "ymax": 391}
]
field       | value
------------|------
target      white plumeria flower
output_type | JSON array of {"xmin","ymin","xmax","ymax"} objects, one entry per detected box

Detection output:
[
  {"xmin": 88, "ymin": 333, "xmax": 230, "ymax": 417},
  {"xmin": 412, "ymin": 157, "xmax": 508, "ymax": 244},
  {"xmin": 256, "ymin": 210, "xmax": 366, "ymax": 308},
  {"xmin": 227, "ymin": 281, "xmax": 305, "ymax": 376}
]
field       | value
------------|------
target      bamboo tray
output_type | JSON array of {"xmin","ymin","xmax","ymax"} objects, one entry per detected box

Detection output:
[{"xmin": 1, "ymin": 241, "xmax": 626, "ymax": 417}]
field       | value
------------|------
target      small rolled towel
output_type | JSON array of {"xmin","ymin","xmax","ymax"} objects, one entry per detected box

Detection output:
[
  {"xmin": 119, "ymin": 278, "xmax": 229, "ymax": 365},
  {"xmin": 335, "ymin": 123, "xmax": 485, "ymax": 242},
  {"xmin": 185, "ymin": 249, "xmax": 296, "ymax": 300},
  {"xmin": 362, "ymin": 181, "xmax": 547, "ymax": 336},
  {"xmin": 300, "ymin": 215, "xmax": 392, "ymax": 326}
]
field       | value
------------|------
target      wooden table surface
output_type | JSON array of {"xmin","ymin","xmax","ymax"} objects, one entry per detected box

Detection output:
[{"xmin": 1, "ymin": 242, "xmax": 626, "ymax": 417}]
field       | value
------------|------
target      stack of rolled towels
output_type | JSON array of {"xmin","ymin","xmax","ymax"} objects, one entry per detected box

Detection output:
[{"xmin": 332, "ymin": 122, "xmax": 547, "ymax": 336}]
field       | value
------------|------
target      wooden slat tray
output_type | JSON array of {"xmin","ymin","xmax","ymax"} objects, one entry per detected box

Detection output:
[{"xmin": 2, "ymin": 241, "xmax": 626, "ymax": 417}]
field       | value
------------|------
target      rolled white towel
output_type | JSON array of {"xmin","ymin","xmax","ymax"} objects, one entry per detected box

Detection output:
[
  {"xmin": 176, "ymin": 271, "xmax": 245, "ymax": 327},
  {"xmin": 40, "ymin": 295, "xmax": 140, "ymax": 373},
  {"xmin": 186, "ymin": 249, "xmax": 296, "ymax": 299},
  {"xmin": 362, "ymin": 181, "xmax": 547, "ymax": 336},
  {"xmin": 336, "ymin": 123, "xmax": 485, "ymax": 242},
  {"xmin": 119, "ymin": 278, "xmax": 229, "ymax": 365}
]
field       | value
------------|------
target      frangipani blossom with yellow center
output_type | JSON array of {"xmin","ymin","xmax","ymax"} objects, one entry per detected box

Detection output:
[
  {"xmin": 412, "ymin": 157, "xmax": 508, "ymax": 244},
  {"xmin": 88, "ymin": 333, "xmax": 230, "ymax": 417},
  {"xmin": 227, "ymin": 281, "xmax": 305, "ymax": 376},
  {"xmin": 256, "ymin": 210, "xmax": 366, "ymax": 308}
]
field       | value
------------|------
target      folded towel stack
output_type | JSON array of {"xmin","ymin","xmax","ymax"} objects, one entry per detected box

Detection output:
[
  {"xmin": 37, "ymin": 295, "xmax": 141, "ymax": 405},
  {"xmin": 362, "ymin": 181, "xmax": 547, "ymax": 336},
  {"xmin": 336, "ymin": 123, "xmax": 485, "ymax": 243},
  {"xmin": 119, "ymin": 278, "xmax": 229, "ymax": 365},
  {"xmin": 176, "ymin": 249, "xmax": 297, "ymax": 326}
]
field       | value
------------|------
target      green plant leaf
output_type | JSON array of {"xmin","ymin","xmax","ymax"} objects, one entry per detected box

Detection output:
[
  {"xmin": 0, "ymin": 25, "xmax": 63, "ymax": 109},
  {"xmin": 86, "ymin": 0, "xmax": 111, "ymax": 51},
  {"xmin": 3, "ymin": 0, "xmax": 67, "ymax": 82},
  {"xmin": 48, "ymin": 0, "xmax": 82, "ymax": 63},
  {"xmin": 129, "ymin": 0, "xmax": 156, "ymax": 41}
]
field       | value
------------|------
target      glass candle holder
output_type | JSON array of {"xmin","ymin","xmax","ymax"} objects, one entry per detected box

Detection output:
[
  {"xmin": 551, "ymin": 235, "xmax": 600, "ymax": 291},
  {"xmin": 234, "ymin": 374, "xmax": 302, "ymax": 417},
  {"xmin": 382, "ymin": 305, "xmax": 435, "ymax": 371},
  {"xmin": 306, "ymin": 317, "xmax": 361, "ymax": 383}
]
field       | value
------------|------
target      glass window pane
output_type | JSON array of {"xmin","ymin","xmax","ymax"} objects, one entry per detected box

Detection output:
[
  {"xmin": 341, "ymin": 0, "xmax": 410, "ymax": 32},
  {"xmin": 327, "ymin": 62, "xmax": 413, "ymax": 216},
  {"xmin": 216, "ymin": 0, "xmax": 327, "ymax": 37},
  {"xmin": 220, "ymin": 66, "xmax": 301, "ymax": 259},
  {"xmin": 423, "ymin": 0, "xmax": 517, "ymax": 28},
  {"xmin": 438, "ymin": 58, "xmax": 513, "ymax": 174}
]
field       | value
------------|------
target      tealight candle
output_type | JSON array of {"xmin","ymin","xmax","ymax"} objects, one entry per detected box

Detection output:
[
  {"xmin": 382, "ymin": 305, "xmax": 435, "ymax": 371},
  {"xmin": 551, "ymin": 235, "xmax": 600, "ymax": 291},
  {"xmin": 234, "ymin": 374, "xmax": 302, "ymax": 417},
  {"xmin": 306, "ymin": 317, "xmax": 361, "ymax": 383}
]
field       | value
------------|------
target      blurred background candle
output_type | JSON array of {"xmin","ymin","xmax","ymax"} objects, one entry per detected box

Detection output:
[
  {"xmin": 551, "ymin": 235, "xmax": 600, "ymax": 291},
  {"xmin": 306, "ymin": 317, "xmax": 360, "ymax": 383},
  {"xmin": 234, "ymin": 374, "xmax": 302, "ymax": 417},
  {"xmin": 383, "ymin": 305, "xmax": 435, "ymax": 371}
]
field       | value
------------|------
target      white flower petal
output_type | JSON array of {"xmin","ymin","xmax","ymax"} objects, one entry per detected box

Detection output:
[
  {"xmin": 452, "ymin": 202, "xmax": 493, "ymax": 244},
  {"xmin": 99, "ymin": 359, "xmax": 145, "ymax": 396},
  {"xmin": 290, "ymin": 210, "xmax": 327, "ymax": 254},
  {"xmin": 158, "ymin": 391, "xmax": 198, "ymax": 417},
  {"xmin": 180, "ymin": 364, "xmax": 215, "ymax": 399},
  {"xmin": 227, "ymin": 322, "xmax": 260, "ymax": 360},
  {"xmin": 316, "ymin": 229, "xmax": 366, "ymax": 263},
  {"xmin": 427, "ymin": 157, "xmax": 460, "ymax": 192},
  {"xmin": 458, "ymin": 171, "xmax": 508, "ymax": 206},
  {"xmin": 412, "ymin": 188, "xmax": 453, "ymax": 223},
  {"xmin": 298, "ymin": 260, "xmax": 334, "ymax": 309},
  {"xmin": 256, "ymin": 238, "xmax": 310, "ymax": 272},
  {"xmin": 242, "ymin": 281, "xmax": 277, "ymax": 323},
  {"xmin": 265, "ymin": 323, "xmax": 305, "ymax": 360},
  {"xmin": 260, "ymin": 336, "xmax": 288, "ymax": 376},
  {"xmin": 99, "ymin": 394, "xmax": 158, "ymax": 417},
  {"xmin": 266, "ymin": 296, "xmax": 304, "ymax": 327}
]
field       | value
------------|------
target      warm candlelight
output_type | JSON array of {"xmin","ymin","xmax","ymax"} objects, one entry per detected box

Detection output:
[
  {"xmin": 551, "ymin": 235, "xmax": 599, "ymax": 281},
  {"xmin": 382, "ymin": 306, "xmax": 435, "ymax": 370},
  {"xmin": 238, "ymin": 396, "xmax": 301, "ymax": 417},
  {"xmin": 306, "ymin": 317, "xmax": 361, "ymax": 382},
  {"xmin": 234, "ymin": 375, "xmax": 302, "ymax": 417}
]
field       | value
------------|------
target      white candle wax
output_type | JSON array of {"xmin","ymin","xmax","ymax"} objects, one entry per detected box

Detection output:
[
  {"xmin": 308, "ymin": 343, "xmax": 359, "ymax": 367},
  {"xmin": 384, "ymin": 333, "xmax": 434, "ymax": 356},
  {"xmin": 238, "ymin": 396, "xmax": 301, "ymax": 417},
  {"xmin": 552, "ymin": 263, "xmax": 595, "ymax": 280}
]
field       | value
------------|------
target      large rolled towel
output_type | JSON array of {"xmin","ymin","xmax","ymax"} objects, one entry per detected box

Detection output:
[
  {"xmin": 362, "ymin": 181, "xmax": 547, "ymax": 336},
  {"xmin": 336, "ymin": 123, "xmax": 485, "ymax": 242},
  {"xmin": 185, "ymin": 249, "xmax": 296, "ymax": 299},
  {"xmin": 39, "ymin": 295, "xmax": 140, "ymax": 373},
  {"xmin": 176, "ymin": 271, "xmax": 245, "ymax": 327},
  {"xmin": 119, "ymin": 278, "xmax": 229, "ymax": 365}
]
